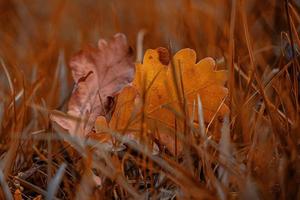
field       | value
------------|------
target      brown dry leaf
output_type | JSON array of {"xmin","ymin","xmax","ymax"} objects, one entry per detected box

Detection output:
[
  {"xmin": 51, "ymin": 33, "xmax": 135, "ymax": 137},
  {"xmin": 96, "ymin": 48, "xmax": 228, "ymax": 154}
]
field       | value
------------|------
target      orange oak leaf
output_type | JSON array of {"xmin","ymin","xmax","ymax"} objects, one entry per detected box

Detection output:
[
  {"xmin": 95, "ymin": 48, "xmax": 229, "ymax": 154},
  {"xmin": 51, "ymin": 33, "xmax": 135, "ymax": 137}
]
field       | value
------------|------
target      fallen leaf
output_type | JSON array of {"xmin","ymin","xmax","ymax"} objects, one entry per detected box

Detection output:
[
  {"xmin": 96, "ymin": 47, "xmax": 229, "ymax": 154},
  {"xmin": 51, "ymin": 33, "xmax": 135, "ymax": 137}
]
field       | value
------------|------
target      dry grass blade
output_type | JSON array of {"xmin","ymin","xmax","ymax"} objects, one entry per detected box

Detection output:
[
  {"xmin": 2, "ymin": 105, "xmax": 25, "ymax": 179},
  {"xmin": 240, "ymin": 0, "xmax": 256, "ymax": 100},
  {"xmin": 46, "ymin": 163, "xmax": 67, "ymax": 200},
  {"xmin": 197, "ymin": 95, "xmax": 205, "ymax": 138},
  {"xmin": 0, "ymin": 170, "xmax": 13, "ymax": 200},
  {"xmin": 218, "ymin": 116, "xmax": 231, "ymax": 187},
  {"xmin": 136, "ymin": 29, "xmax": 147, "ymax": 63},
  {"xmin": 0, "ymin": 58, "xmax": 14, "ymax": 94}
]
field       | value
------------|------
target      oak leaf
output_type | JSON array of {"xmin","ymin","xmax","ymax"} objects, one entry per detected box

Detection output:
[
  {"xmin": 96, "ymin": 48, "xmax": 228, "ymax": 154},
  {"xmin": 51, "ymin": 33, "xmax": 135, "ymax": 137}
]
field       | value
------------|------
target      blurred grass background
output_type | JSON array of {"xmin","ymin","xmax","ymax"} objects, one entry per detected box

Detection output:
[{"xmin": 0, "ymin": 0, "xmax": 299, "ymax": 199}]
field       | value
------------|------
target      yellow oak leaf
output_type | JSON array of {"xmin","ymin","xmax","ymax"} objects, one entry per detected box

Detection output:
[
  {"xmin": 172, "ymin": 48, "xmax": 228, "ymax": 121},
  {"xmin": 95, "ymin": 47, "xmax": 228, "ymax": 154}
]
